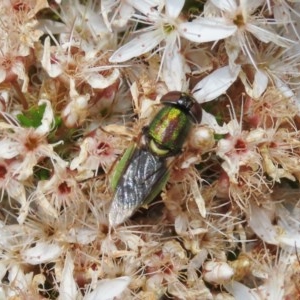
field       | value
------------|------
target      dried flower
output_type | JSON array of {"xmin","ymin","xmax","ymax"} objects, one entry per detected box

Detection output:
[
  {"xmin": 0, "ymin": 0, "xmax": 299, "ymax": 298},
  {"xmin": 203, "ymin": 260, "xmax": 234, "ymax": 285}
]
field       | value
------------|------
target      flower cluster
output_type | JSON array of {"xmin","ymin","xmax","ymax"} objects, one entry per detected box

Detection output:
[{"xmin": 0, "ymin": 0, "xmax": 300, "ymax": 299}]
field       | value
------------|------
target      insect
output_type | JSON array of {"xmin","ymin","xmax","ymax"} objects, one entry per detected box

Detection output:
[{"xmin": 108, "ymin": 91, "xmax": 202, "ymax": 226}]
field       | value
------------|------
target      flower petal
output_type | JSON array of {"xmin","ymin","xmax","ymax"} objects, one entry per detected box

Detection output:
[
  {"xmin": 165, "ymin": 0, "xmax": 185, "ymax": 18},
  {"xmin": 0, "ymin": 138, "xmax": 20, "ymax": 159},
  {"xmin": 179, "ymin": 17, "xmax": 237, "ymax": 43},
  {"xmin": 248, "ymin": 203, "xmax": 278, "ymax": 245},
  {"xmin": 224, "ymin": 281, "xmax": 259, "ymax": 300},
  {"xmin": 109, "ymin": 29, "xmax": 164, "ymax": 62},
  {"xmin": 22, "ymin": 242, "xmax": 62, "ymax": 265},
  {"xmin": 210, "ymin": 0, "xmax": 237, "ymax": 12},
  {"xmin": 59, "ymin": 253, "xmax": 77, "ymax": 300},
  {"xmin": 274, "ymin": 78, "xmax": 298, "ymax": 109},
  {"xmin": 191, "ymin": 177, "xmax": 206, "ymax": 218},
  {"xmin": 162, "ymin": 45, "xmax": 188, "ymax": 91},
  {"xmin": 84, "ymin": 276, "xmax": 131, "ymax": 300},
  {"xmin": 252, "ymin": 69, "xmax": 269, "ymax": 98},
  {"xmin": 66, "ymin": 227, "xmax": 98, "ymax": 244},
  {"xmin": 201, "ymin": 109, "xmax": 230, "ymax": 134},
  {"xmin": 240, "ymin": 68, "xmax": 268, "ymax": 98},
  {"xmin": 126, "ymin": 0, "xmax": 161, "ymax": 18},
  {"xmin": 0, "ymin": 69, "xmax": 6, "ymax": 83},
  {"xmin": 87, "ymin": 68, "xmax": 120, "ymax": 89},
  {"xmin": 41, "ymin": 37, "xmax": 63, "ymax": 78},
  {"xmin": 192, "ymin": 65, "xmax": 241, "ymax": 103},
  {"xmin": 203, "ymin": 261, "xmax": 234, "ymax": 284},
  {"xmin": 246, "ymin": 23, "xmax": 295, "ymax": 47},
  {"xmin": 35, "ymin": 99, "xmax": 54, "ymax": 135}
]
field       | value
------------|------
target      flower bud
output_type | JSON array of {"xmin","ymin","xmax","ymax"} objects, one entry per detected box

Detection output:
[
  {"xmin": 189, "ymin": 126, "xmax": 215, "ymax": 151},
  {"xmin": 203, "ymin": 261, "xmax": 234, "ymax": 285}
]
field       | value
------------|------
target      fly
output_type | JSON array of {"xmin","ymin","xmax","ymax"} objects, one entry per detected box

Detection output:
[{"xmin": 108, "ymin": 91, "xmax": 202, "ymax": 226}]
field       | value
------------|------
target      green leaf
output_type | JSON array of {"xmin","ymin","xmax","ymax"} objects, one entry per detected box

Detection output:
[
  {"xmin": 35, "ymin": 168, "xmax": 50, "ymax": 180},
  {"xmin": 214, "ymin": 133, "xmax": 225, "ymax": 141},
  {"xmin": 17, "ymin": 103, "xmax": 47, "ymax": 128},
  {"xmin": 53, "ymin": 115, "xmax": 62, "ymax": 128}
]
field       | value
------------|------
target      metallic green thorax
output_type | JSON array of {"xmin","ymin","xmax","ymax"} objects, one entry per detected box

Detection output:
[{"xmin": 147, "ymin": 105, "xmax": 192, "ymax": 156}]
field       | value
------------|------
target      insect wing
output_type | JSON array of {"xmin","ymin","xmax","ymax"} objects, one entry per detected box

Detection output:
[{"xmin": 109, "ymin": 147, "xmax": 169, "ymax": 226}]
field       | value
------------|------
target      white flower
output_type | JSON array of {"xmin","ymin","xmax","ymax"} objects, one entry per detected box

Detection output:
[
  {"xmin": 110, "ymin": 0, "xmax": 184, "ymax": 62},
  {"xmin": 216, "ymin": 118, "xmax": 265, "ymax": 184},
  {"xmin": 239, "ymin": 43, "xmax": 300, "ymax": 98},
  {"xmin": 101, "ymin": 0, "xmax": 136, "ymax": 30},
  {"xmin": 102, "ymin": 0, "xmax": 165, "ymax": 31},
  {"xmin": 70, "ymin": 128, "xmax": 123, "ymax": 177},
  {"xmin": 34, "ymin": 162, "xmax": 85, "ymax": 216},
  {"xmin": 46, "ymin": 0, "xmax": 112, "ymax": 48},
  {"xmin": 109, "ymin": 0, "xmax": 190, "ymax": 89},
  {"xmin": 61, "ymin": 79, "xmax": 90, "ymax": 128},
  {"xmin": 4, "ymin": 264, "xmax": 42, "ymax": 298},
  {"xmin": 179, "ymin": 0, "xmax": 295, "ymax": 67},
  {"xmin": 0, "ymin": 101, "xmax": 64, "ymax": 181},
  {"xmin": 42, "ymin": 37, "xmax": 120, "ymax": 89},
  {"xmin": 269, "ymin": 0, "xmax": 300, "ymax": 41},
  {"xmin": 225, "ymin": 249, "xmax": 295, "ymax": 300},
  {"xmin": 0, "ymin": 48, "xmax": 29, "ymax": 92},
  {"xmin": 249, "ymin": 201, "xmax": 300, "ymax": 248}
]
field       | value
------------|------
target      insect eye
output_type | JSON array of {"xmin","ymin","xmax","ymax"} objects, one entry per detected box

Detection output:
[
  {"xmin": 190, "ymin": 102, "xmax": 202, "ymax": 123},
  {"xmin": 160, "ymin": 91, "xmax": 182, "ymax": 104}
]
